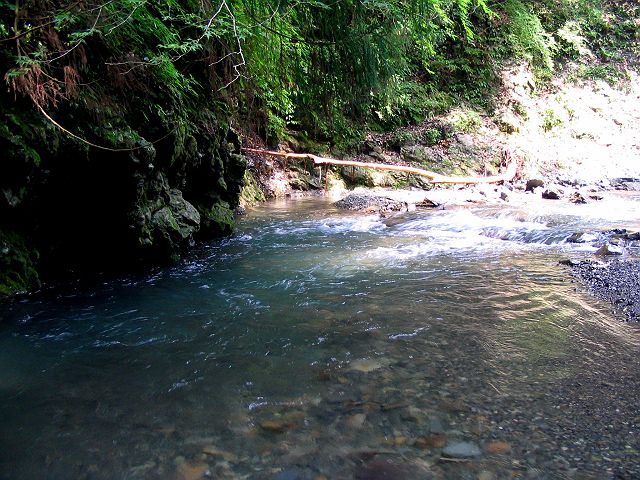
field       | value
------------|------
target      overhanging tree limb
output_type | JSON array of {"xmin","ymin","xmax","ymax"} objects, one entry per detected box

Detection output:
[{"xmin": 242, "ymin": 148, "xmax": 518, "ymax": 184}]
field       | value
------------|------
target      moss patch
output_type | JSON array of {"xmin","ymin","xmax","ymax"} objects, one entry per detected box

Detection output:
[
  {"xmin": 239, "ymin": 170, "xmax": 266, "ymax": 207},
  {"xmin": 201, "ymin": 201, "xmax": 235, "ymax": 237}
]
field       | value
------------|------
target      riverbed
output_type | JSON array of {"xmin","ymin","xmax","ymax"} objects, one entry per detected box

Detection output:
[{"xmin": 1, "ymin": 194, "xmax": 640, "ymax": 479}]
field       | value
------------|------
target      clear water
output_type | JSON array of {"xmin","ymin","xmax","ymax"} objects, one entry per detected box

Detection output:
[{"xmin": 1, "ymin": 195, "xmax": 640, "ymax": 479}]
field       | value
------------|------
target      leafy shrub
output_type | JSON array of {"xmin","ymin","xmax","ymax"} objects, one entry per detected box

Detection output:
[
  {"xmin": 556, "ymin": 21, "xmax": 591, "ymax": 57},
  {"xmin": 542, "ymin": 108, "xmax": 563, "ymax": 132},
  {"xmin": 423, "ymin": 128, "xmax": 442, "ymax": 145},
  {"xmin": 502, "ymin": 0, "xmax": 557, "ymax": 77}
]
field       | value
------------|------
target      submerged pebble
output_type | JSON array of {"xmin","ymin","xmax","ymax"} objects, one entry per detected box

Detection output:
[
  {"xmin": 442, "ymin": 441, "xmax": 482, "ymax": 458},
  {"xmin": 350, "ymin": 358, "xmax": 386, "ymax": 373}
]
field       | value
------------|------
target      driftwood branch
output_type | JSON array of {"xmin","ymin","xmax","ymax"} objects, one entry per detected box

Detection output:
[{"xmin": 242, "ymin": 148, "xmax": 517, "ymax": 185}]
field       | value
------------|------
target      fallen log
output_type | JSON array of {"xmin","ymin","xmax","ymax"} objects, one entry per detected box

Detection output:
[{"xmin": 242, "ymin": 148, "xmax": 517, "ymax": 184}]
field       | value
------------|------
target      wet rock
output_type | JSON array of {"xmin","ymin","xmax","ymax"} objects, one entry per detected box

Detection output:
[
  {"xmin": 143, "ymin": 187, "xmax": 202, "ymax": 257},
  {"xmin": 0, "ymin": 229, "xmax": 40, "ymax": 295},
  {"xmin": 346, "ymin": 413, "xmax": 367, "ymax": 429},
  {"xmin": 428, "ymin": 416, "xmax": 447, "ymax": 434},
  {"xmin": 175, "ymin": 461, "xmax": 210, "ymax": 480},
  {"xmin": 565, "ymin": 232, "xmax": 596, "ymax": 244},
  {"xmin": 569, "ymin": 192, "xmax": 587, "ymax": 204},
  {"xmin": 199, "ymin": 200, "xmax": 235, "ymax": 237},
  {"xmin": 274, "ymin": 467, "xmax": 314, "ymax": 480},
  {"xmin": 415, "ymin": 433, "xmax": 448, "ymax": 450},
  {"xmin": 559, "ymin": 259, "xmax": 579, "ymax": 267},
  {"xmin": 401, "ymin": 405, "xmax": 423, "ymax": 422},
  {"xmin": 478, "ymin": 471, "xmax": 496, "ymax": 480},
  {"xmin": 350, "ymin": 358, "xmax": 386, "ymax": 373},
  {"xmin": 289, "ymin": 169, "xmax": 321, "ymax": 190},
  {"xmin": 442, "ymin": 441, "xmax": 482, "ymax": 459},
  {"xmin": 260, "ymin": 420, "xmax": 296, "ymax": 433},
  {"xmin": 610, "ymin": 178, "xmax": 640, "ymax": 191},
  {"xmin": 621, "ymin": 232, "xmax": 640, "ymax": 241},
  {"xmin": 354, "ymin": 459, "xmax": 431, "ymax": 480},
  {"xmin": 416, "ymin": 198, "xmax": 440, "ymax": 208},
  {"xmin": 202, "ymin": 445, "xmax": 238, "ymax": 462},
  {"xmin": 440, "ymin": 398, "xmax": 467, "ymax": 413},
  {"xmin": 392, "ymin": 436, "xmax": 409, "ymax": 446},
  {"xmin": 525, "ymin": 179, "xmax": 544, "ymax": 192},
  {"xmin": 594, "ymin": 244, "xmax": 622, "ymax": 256},
  {"xmin": 129, "ymin": 461, "xmax": 157, "ymax": 476},
  {"xmin": 335, "ymin": 194, "xmax": 406, "ymax": 213},
  {"xmin": 484, "ymin": 441, "xmax": 512, "ymax": 454},
  {"xmin": 542, "ymin": 188, "xmax": 561, "ymax": 200}
]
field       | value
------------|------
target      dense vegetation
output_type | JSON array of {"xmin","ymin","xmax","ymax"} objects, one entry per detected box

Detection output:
[{"xmin": 1, "ymin": 0, "xmax": 637, "ymax": 295}]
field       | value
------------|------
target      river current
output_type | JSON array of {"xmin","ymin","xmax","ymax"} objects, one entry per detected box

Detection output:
[{"xmin": 1, "ymin": 194, "xmax": 640, "ymax": 479}]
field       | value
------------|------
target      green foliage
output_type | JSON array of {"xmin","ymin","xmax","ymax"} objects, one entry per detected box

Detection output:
[
  {"xmin": 0, "ymin": 229, "xmax": 40, "ymax": 296},
  {"xmin": 502, "ymin": 0, "xmax": 557, "ymax": 77},
  {"xmin": 0, "ymin": 113, "xmax": 43, "ymax": 167},
  {"xmin": 576, "ymin": 64, "xmax": 624, "ymax": 85},
  {"xmin": 232, "ymin": 0, "xmax": 493, "ymax": 144},
  {"xmin": 423, "ymin": 127, "xmax": 442, "ymax": 145},
  {"xmin": 556, "ymin": 21, "xmax": 591, "ymax": 57},
  {"xmin": 1, "ymin": 0, "xmax": 637, "ymax": 152},
  {"xmin": 541, "ymin": 108, "xmax": 563, "ymax": 132}
]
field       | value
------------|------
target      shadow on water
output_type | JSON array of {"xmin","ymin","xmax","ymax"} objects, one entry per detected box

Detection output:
[{"xmin": 1, "ymin": 195, "xmax": 640, "ymax": 479}]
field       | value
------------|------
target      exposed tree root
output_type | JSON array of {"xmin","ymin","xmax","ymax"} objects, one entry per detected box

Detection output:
[{"xmin": 242, "ymin": 148, "xmax": 517, "ymax": 184}]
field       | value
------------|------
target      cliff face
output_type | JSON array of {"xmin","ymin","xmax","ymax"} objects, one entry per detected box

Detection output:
[
  {"xmin": 0, "ymin": 2, "xmax": 247, "ymax": 296},
  {"xmin": 0, "ymin": 96, "xmax": 246, "ymax": 295}
]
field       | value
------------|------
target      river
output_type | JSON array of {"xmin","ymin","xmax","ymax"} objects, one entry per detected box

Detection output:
[{"xmin": 1, "ymin": 193, "xmax": 640, "ymax": 479}]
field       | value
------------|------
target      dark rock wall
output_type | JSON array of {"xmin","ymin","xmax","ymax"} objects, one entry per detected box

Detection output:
[{"xmin": 0, "ymin": 98, "xmax": 245, "ymax": 295}]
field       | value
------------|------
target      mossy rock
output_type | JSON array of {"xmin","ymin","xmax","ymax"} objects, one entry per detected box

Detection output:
[
  {"xmin": 151, "ymin": 190, "xmax": 200, "ymax": 242},
  {"xmin": 201, "ymin": 201, "xmax": 235, "ymax": 237},
  {"xmin": 136, "ymin": 188, "xmax": 201, "ymax": 260},
  {"xmin": 338, "ymin": 165, "xmax": 375, "ymax": 188},
  {"xmin": 239, "ymin": 170, "xmax": 266, "ymax": 207}
]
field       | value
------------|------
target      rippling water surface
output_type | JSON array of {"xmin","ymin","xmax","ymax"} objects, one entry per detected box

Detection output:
[{"xmin": 2, "ymin": 195, "xmax": 640, "ymax": 479}]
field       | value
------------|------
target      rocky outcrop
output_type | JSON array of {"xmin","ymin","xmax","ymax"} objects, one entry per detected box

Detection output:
[{"xmin": 0, "ymin": 100, "xmax": 246, "ymax": 296}]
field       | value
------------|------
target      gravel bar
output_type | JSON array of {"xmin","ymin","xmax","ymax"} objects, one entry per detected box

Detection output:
[{"xmin": 569, "ymin": 259, "xmax": 640, "ymax": 322}]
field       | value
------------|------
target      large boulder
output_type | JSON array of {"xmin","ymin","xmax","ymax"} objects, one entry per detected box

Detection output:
[{"xmin": 335, "ymin": 194, "xmax": 407, "ymax": 213}]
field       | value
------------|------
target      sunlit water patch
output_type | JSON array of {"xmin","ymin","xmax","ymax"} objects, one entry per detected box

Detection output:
[{"xmin": 1, "ymin": 196, "xmax": 640, "ymax": 479}]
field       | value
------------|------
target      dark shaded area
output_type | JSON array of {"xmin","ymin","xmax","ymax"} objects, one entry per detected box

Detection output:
[{"xmin": 0, "ymin": 2, "xmax": 247, "ymax": 295}]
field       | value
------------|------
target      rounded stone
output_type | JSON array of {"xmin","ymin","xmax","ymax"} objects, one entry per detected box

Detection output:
[{"xmin": 442, "ymin": 441, "xmax": 482, "ymax": 458}]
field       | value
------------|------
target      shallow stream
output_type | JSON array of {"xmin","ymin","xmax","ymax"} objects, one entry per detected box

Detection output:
[{"xmin": 2, "ymin": 194, "xmax": 640, "ymax": 479}]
